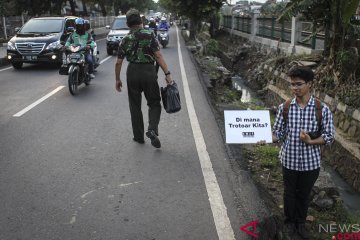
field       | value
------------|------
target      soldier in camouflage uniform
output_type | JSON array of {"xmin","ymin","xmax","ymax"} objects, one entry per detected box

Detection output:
[{"xmin": 115, "ymin": 8, "xmax": 172, "ymax": 148}]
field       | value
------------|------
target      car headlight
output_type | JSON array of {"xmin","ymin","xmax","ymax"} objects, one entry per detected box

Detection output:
[
  {"xmin": 46, "ymin": 40, "xmax": 60, "ymax": 50},
  {"xmin": 7, "ymin": 41, "xmax": 16, "ymax": 50}
]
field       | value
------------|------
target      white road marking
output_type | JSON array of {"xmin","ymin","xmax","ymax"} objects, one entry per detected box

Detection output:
[
  {"xmin": 0, "ymin": 66, "xmax": 12, "ymax": 72},
  {"xmin": 96, "ymin": 37, "xmax": 106, "ymax": 42},
  {"xmin": 69, "ymin": 211, "xmax": 77, "ymax": 224},
  {"xmin": 100, "ymin": 56, "xmax": 112, "ymax": 64},
  {"xmin": 81, "ymin": 190, "xmax": 96, "ymax": 199},
  {"xmin": 175, "ymin": 26, "xmax": 236, "ymax": 240},
  {"xmin": 13, "ymin": 86, "xmax": 65, "ymax": 117},
  {"xmin": 118, "ymin": 181, "xmax": 142, "ymax": 188}
]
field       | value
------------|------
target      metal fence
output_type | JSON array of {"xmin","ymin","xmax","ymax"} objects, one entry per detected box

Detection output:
[
  {"xmin": 257, "ymin": 18, "xmax": 292, "ymax": 43},
  {"xmin": 0, "ymin": 15, "xmax": 115, "ymax": 40},
  {"xmin": 222, "ymin": 15, "xmax": 325, "ymax": 49},
  {"xmin": 234, "ymin": 16, "xmax": 252, "ymax": 34}
]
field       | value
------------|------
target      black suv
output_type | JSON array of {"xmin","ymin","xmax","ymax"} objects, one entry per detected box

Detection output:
[{"xmin": 7, "ymin": 16, "xmax": 77, "ymax": 69}]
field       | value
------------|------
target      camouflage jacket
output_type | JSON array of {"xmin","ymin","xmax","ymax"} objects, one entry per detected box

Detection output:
[{"xmin": 117, "ymin": 26, "xmax": 159, "ymax": 63}]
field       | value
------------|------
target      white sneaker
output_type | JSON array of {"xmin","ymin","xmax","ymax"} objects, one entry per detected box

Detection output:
[{"xmin": 89, "ymin": 73, "xmax": 95, "ymax": 79}]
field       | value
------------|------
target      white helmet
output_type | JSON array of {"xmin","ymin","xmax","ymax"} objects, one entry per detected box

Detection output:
[
  {"xmin": 161, "ymin": 17, "xmax": 166, "ymax": 21},
  {"xmin": 150, "ymin": 17, "xmax": 154, "ymax": 21}
]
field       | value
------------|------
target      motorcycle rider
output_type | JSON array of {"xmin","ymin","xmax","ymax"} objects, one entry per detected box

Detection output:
[
  {"xmin": 84, "ymin": 19, "xmax": 96, "ymax": 41},
  {"xmin": 84, "ymin": 19, "xmax": 99, "ymax": 70},
  {"xmin": 158, "ymin": 17, "xmax": 169, "ymax": 31},
  {"xmin": 65, "ymin": 18, "xmax": 95, "ymax": 79},
  {"xmin": 148, "ymin": 17, "xmax": 157, "ymax": 36},
  {"xmin": 158, "ymin": 17, "xmax": 169, "ymax": 43}
]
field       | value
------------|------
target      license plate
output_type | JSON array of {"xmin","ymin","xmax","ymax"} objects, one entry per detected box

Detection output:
[
  {"xmin": 70, "ymin": 53, "xmax": 81, "ymax": 59},
  {"xmin": 23, "ymin": 55, "xmax": 37, "ymax": 60}
]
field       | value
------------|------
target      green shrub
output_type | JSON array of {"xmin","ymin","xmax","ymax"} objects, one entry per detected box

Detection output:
[{"xmin": 206, "ymin": 39, "xmax": 219, "ymax": 56}]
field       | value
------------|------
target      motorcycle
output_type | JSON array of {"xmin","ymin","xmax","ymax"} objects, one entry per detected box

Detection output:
[
  {"xmin": 158, "ymin": 28, "xmax": 169, "ymax": 48},
  {"xmin": 59, "ymin": 44, "xmax": 91, "ymax": 95}
]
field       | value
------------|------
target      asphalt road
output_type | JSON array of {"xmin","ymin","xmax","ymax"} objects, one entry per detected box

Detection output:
[{"xmin": 0, "ymin": 26, "xmax": 268, "ymax": 240}]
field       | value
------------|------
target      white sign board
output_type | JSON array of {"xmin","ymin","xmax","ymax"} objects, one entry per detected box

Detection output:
[{"xmin": 224, "ymin": 110, "xmax": 272, "ymax": 144}]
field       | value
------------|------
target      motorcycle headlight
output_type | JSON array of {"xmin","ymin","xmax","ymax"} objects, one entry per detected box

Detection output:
[
  {"xmin": 7, "ymin": 41, "xmax": 16, "ymax": 50},
  {"xmin": 46, "ymin": 40, "xmax": 60, "ymax": 50}
]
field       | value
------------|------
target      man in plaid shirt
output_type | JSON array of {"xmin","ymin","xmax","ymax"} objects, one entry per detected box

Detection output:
[{"xmin": 272, "ymin": 66, "xmax": 335, "ymax": 239}]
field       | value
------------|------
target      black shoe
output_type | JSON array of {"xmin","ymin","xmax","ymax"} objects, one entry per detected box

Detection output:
[
  {"xmin": 133, "ymin": 138, "xmax": 145, "ymax": 144},
  {"xmin": 146, "ymin": 130, "xmax": 161, "ymax": 148},
  {"xmin": 283, "ymin": 223, "xmax": 296, "ymax": 237},
  {"xmin": 297, "ymin": 223, "xmax": 310, "ymax": 239}
]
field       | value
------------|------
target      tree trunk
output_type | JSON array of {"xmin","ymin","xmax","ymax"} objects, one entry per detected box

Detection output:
[
  {"xmin": 81, "ymin": 0, "xmax": 88, "ymax": 16},
  {"xmin": 99, "ymin": 1, "xmax": 107, "ymax": 16},
  {"xmin": 53, "ymin": 0, "xmax": 65, "ymax": 15},
  {"xmin": 330, "ymin": 0, "xmax": 344, "ymax": 62},
  {"xmin": 69, "ymin": 0, "xmax": 76, "ymax": 16},
  {"xmin": 323, "ymin": 20, "xmax": 331, "ymax": 57},
  {"xmin": 189, "ymin": 18, "xmax": 200, "ymax": 41}
]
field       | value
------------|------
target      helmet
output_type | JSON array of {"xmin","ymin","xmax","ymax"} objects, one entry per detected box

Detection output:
[
  {"xmin": 84, "ymin": 19, "xmax": 90, "ymax": 31},
  {"xmin": 150, "ymin": 17, "xmax": 154, "ymax": 22},
  {"xmin": 161, "ymin": 17, "xmax": 166, "ymax": 23},
  {"xmin": 75, "ymin": 18, "xmax": 84, "ymax": 25},
  {"xmin": 75, "ymin": 18, "xmax": 85, "ymax": 35}
]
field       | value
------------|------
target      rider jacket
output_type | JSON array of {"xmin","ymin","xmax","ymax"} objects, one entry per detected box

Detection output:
[
  {"xmin": 158, "ymin": 23, "xmax": 169, "ymax": 30},
  {"xmin": 65, "ymin": 32, "xmax": 95, "ymax": 48}
]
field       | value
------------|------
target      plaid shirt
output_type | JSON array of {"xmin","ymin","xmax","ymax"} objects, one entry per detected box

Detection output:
[{"xmin": 272, "ymin": 96, "xmax": 335, "ymax": 171}]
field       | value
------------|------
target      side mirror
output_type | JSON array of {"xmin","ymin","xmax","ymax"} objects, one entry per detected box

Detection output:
[
  {"xmin": 67, "ymin": 27, "xmax": 75, "ymax": 33},
  {"xmin": 15, "ymin": 27, "xmax": 20, "ymax": 32},
  {"xmin": 106, "ymin": 25, "xmax": 110, "ymax": 29}
]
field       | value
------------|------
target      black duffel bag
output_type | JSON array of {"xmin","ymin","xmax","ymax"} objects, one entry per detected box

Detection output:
[{"xmin": 161, "ymin": 81, "xmax": 181, "ymax": 113}]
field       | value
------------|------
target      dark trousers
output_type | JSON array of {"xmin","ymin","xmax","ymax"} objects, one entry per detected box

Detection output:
[
  {"xmin": 85, "ymin": 53, "xmax": 94, "ymax": 73},
  {"xmin": 282, "ymin": 166, "xmax": 320, "ymax": 224},
  {"xmin": 126, "ymin": 63, "xmax": 161, "ymax": 140}
]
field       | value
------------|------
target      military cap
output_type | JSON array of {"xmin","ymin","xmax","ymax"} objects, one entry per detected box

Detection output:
[{"xmin": 126, "ymin": 8, "xmax": 142, "ymax": 24}]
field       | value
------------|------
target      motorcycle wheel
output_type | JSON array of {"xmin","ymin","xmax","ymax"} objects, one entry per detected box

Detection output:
[{"xmin": 68, "ymin": 67, "xmax": 79, "ymax": 95}]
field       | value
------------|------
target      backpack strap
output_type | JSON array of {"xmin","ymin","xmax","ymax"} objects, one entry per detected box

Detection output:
[
  {"xmin": 314, "ymin": 98, "xmax": 322, "ymax": 122},
  {"xmin": 282, "ymin": 99, "xmax": 292, "ymax": 125},
  {"xmin": 314, "ymin": 98, "xmax": 323, "ymax": 130}
]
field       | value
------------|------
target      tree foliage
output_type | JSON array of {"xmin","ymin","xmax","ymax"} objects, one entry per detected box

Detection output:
[
  {"xmin": 0, "ymin": 0, "xmax": 157, "ymax": 17},
  {"xmin": 277, "ymin": 0, "xmax": 360, "ymax": 60},
  {"xmin": 158, "ymin": 0, "xmax": 225, "ymax": 40}
]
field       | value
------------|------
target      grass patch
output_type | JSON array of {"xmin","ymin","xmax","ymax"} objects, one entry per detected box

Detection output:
[{"xmin": 255, "ymin": 145, "xmax": 280, "ymax": 169}]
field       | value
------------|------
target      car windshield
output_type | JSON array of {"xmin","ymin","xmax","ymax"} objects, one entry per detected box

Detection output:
[
  {"xmin": 20, "ymin": 19, "xmax": 63, "ymax": 33},
  {"xmin": 112, "ymin": 19, "xmax": 128, "ymax": 30}
]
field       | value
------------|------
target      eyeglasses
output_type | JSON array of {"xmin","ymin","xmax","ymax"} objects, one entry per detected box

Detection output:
[{"xmin": 290, "ymin": 82, "xmax": 307, "ymax": 89}]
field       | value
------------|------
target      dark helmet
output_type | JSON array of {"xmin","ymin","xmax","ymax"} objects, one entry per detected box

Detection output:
[
  {"xmin": 75, "ymin": 18, "xmax": 85, "ymax": 35},
  {"xmin": 84, "ymin": 19, "xmax": 90, "ymax": 31}
]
